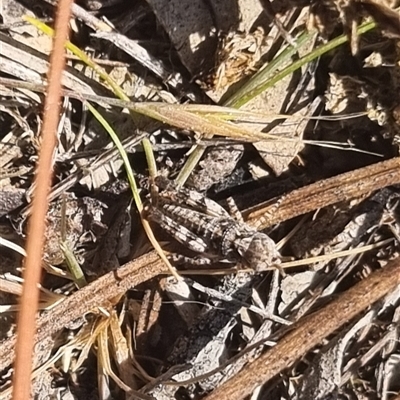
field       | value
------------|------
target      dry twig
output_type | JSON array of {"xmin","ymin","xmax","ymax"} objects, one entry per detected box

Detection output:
[{"xmin": 11, "ymin": 1, "xmax": 73, "ymax": 399}]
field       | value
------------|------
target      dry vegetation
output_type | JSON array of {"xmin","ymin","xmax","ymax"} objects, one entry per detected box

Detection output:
[{"xmin": 1, "ymin": 0, "xmax": 400, "ymax": 399}]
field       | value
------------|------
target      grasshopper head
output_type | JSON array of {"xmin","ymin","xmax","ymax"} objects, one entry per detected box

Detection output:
[{"xmin": 237, "ymin": 233, "xmax": 280, "ymax": 272}]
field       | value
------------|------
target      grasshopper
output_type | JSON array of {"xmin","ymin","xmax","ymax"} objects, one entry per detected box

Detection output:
[{"xmin": 146, "ymin": 177, "xmax": 280, "ymax": 271}]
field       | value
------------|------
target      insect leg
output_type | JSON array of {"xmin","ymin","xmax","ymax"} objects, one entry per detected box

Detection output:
[{"xmin": 147, "ymin": 207, "xmax": 209, "ymax": 254}]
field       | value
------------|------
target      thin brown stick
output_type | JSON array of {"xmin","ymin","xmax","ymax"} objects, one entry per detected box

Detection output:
[
  {"xmin": 11, "ymin": 1, "xmax": 73, "ymax": 399},
  {"xmin": 244, "ymin": 157, "xmax": 400, "ymax": 229},
  {"xmin": 204, "ymin": 256, "xmax": 400, "ymax": 400}
]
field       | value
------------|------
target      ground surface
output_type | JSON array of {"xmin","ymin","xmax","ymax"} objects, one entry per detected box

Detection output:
[{"xmin": 0, "ymin": 1, "xmax": 400, "ymax": 399}]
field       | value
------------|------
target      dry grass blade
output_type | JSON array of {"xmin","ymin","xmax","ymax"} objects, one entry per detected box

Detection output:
[
  {"xmin": 244, "ymin": 157, "xmax": 400, "ymax": 229},
  {"xmin": 0, "ymin": 79, "xmax": 376, "ymax": 151}
]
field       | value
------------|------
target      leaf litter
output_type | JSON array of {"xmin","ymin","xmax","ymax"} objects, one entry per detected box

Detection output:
[{"xmin": 0, "ymin": 0, "xmax": 400, "ymax": 399}]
